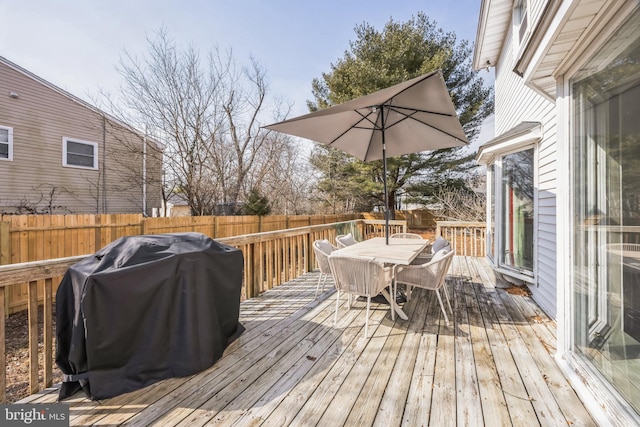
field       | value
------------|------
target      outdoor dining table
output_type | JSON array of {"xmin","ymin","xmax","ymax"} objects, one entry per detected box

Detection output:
[{"xmin": 333, "ymin": 236, "xmax": 430, "ymax": 320}]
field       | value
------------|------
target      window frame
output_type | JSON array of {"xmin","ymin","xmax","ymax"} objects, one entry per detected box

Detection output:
[
  {"xmin": 62, "ymin": 137, "xmax": 99, "ymax": 170},
  {"xmin": 489, "ymin": 142, "xmax": 538, "ymax": 281},
  {"xmin": 487, "ymin": 164, "xmax": 496, "ymax": 262},
  {"xmin": 567, "ymin": 9, "xmax": 640, "ymax": 416},
  {"xmin": 0, "ymin": 125, "xmax": 13, "ymax": 161},
  {"xmin": 513, "ymin": 0, "xmax": 530, "ymax": 47}
]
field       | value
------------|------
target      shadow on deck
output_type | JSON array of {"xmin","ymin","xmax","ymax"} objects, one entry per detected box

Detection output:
[{"xmin": 21, "ymin": 256, "xmax": 596, "ymax": 426}]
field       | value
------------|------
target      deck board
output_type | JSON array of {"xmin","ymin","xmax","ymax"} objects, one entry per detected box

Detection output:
[{"xmin": 20, "ymin": 257, "xmax": 596, "ymax": 426}]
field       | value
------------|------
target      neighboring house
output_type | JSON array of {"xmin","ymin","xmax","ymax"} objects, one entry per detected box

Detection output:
[
  {"xmin": 0, "ymin": 56, "xmax": 162, "ymax": 214},
  {"xmin": 474, "ymin": 0, "xmax": 640, "ymax": 424},
  {"xmin": 161, "ymin": 194, "xmax": 192, "ymax": 217}
]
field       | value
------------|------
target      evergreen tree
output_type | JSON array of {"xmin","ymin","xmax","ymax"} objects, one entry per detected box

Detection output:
[
  {"xmin": 309, "ymin": 12, "xmax": 493, "ymax": 214},
  {"xmin": 243, "ymin": 188, "xmax": 272, "ymax": 216}
]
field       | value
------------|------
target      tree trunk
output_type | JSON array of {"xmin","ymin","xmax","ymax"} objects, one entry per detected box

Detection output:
[{"xmin": 387, "ymin": 190, "xmax": 396, "ymax": 220}]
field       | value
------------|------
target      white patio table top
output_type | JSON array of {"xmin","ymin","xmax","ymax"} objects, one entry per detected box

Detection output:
[
  {"xmin": 333, "ymin": 237, "xmax": 429, "ymax": 265},
  {"xmin": 333, "ymin": 237, "xmax": 430, "ymax": 320}
]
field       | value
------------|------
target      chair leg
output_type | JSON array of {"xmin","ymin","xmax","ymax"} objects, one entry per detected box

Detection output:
[
  {"xmin": 442, "ymin": 282, "xmax": 453, "ymax": 315},
  {"xmin": 365, "ymin": 296, "xmax": 371, "ymax": 338},
  {"xmin": 435, "ymin": 289, "xmax": 450, "ymax": 326},
  {"xmin": 315, "ymin": 273, "xmax": 324, "ymax": 298},
  {"xmin": 335, "ymin": 290, "xmax": 340, "ymax": 326}
]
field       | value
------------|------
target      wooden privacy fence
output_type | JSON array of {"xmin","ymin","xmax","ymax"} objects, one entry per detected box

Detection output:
[
  {"xmin": 0, "ymin": 218, "xmax": 408, "ymax": 403},
  {"xmin": 0, "ymin": 213, "xmax": 359, "ymax": 315}
]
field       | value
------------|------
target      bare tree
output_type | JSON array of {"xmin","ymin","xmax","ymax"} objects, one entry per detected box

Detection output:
[
  {"xmin": 110, "ymin": 28, "xmax": 289, "ymax": 216},
  {"xmin": 0, "ymin": 184, "xmax": 70, "ymax": 214},
  {"xmin": 430, "ymin": 174, "xmax": 487, "ymax": 221},
  {"xmin": 75, "ymin": 115, "xmax": 165, "ymax": 215},
  {"xmin": 250, "ymin": 134, "xmax": 317, "ymax": 215}
]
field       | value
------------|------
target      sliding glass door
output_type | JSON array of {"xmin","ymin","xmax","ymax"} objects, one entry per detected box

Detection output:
[{"xmin": 572, "ymin": 9, "xmax": 640, "ymax": 414}]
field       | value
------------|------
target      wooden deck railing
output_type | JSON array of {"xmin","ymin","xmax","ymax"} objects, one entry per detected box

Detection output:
[
  {"xmin": 436, "ymin": 221, "xmax": 486, "ymax": 257},
  {"xmin": 0, "ymin": 219, "xmax": 486, "ymax": 403},
  {"xmin": 0, "ymin": 255, "xmax": 85, "ymax": 400},
  {"xmin": 0, "ymin": 219, "xmax": 408, "ymax": 403}
]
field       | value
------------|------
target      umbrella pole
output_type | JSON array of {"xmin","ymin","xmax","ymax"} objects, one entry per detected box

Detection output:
[{"xmin": 381, "ymin": 105, "xmax": 390, "ymax": 245}]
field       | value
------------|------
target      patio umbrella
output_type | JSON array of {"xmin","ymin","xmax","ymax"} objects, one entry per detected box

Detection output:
[{"xmin": 263, "ymin": 70, "xmax": 469, "ymax": 244}]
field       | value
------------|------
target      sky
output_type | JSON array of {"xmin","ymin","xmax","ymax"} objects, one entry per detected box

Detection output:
[{"xmin": 0, "ymin": 0, "xmax": 494, "ymax": 147}]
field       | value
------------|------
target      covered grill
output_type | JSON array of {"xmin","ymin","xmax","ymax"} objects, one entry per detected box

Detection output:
[{"xmin": 55, "ymin": 232, "xmax": 244, "ymax": 400}]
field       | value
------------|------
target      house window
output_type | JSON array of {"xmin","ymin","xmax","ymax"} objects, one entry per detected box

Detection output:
[
  {"xmin": 0, "ymin": 126, "xmax": 13, "ymax": 161},
  {"xmin": 63, "ymin": 137, "xmax": 98, "ymax": 169},
  {"xmin": 514, "ymin": 0, "xmax": 529, "ymax": 44},
  {"xmin": 571, "ymin": 9, "xmax": 640, "ymax": 415},
  {"xmin": 500, "ymin": 148, "xmax": 535, "ymax": 272},
  {"xmin": 477, "ymin": 122, "xmax": 540, "ymax": 280}
]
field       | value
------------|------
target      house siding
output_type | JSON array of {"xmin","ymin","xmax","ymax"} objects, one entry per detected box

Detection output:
[
  {"xmin": 0, "ymin": 58, "xmax": 161, "ymax": 214},
  {"xmin": 476, "ymin": 0, "xmax": 640, "ymax": 423},
  {"xmin": 495, "ymin": 20, "xmax": 558, "ymax": 318}
]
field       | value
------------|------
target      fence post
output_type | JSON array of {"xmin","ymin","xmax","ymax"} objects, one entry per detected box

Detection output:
[
  {"xmin": 0, "ymin": 221, "xmax": 9, "ymax": 266},
  {"xmin": 141, "ymin": 217, "xmax": 148, "ymax": 235},
  {"xmin": 94, "ymin": 215, "xmax": 102, "ymax": 251}
]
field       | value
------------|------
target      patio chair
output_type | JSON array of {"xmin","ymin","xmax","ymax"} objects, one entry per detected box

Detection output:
[
  {"xmin": 431, "ymin": 236, "xmax": 451, "ymax": 253},
  {"xmin": 336, "ymin": 233, "xmax": 358, "ymax": 248},
  {"xmin": 395, "ymin": 248, "xmax": 455, "ymax": 326},
  {"xmin": 390, "ymin": 232, "xmax": 423, "ymax": 239},
  {"xmin": 411, "ymin": 235, "xmax": 450, "ymax": 264},
  {"xmin": 328, "ymin": 253, "xmax": 394, "ymax": 338},
  {"xmin": 313, "ymin": 239, "xmax": 336, "ymax": 297}
]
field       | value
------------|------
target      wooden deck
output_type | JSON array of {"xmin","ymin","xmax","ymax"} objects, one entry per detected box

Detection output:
[{"xmin": 21, "ymin": 256, "xmax": 596, "ymax": 426}]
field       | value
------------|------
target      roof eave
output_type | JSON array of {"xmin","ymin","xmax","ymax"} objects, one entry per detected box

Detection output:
[{"xmin": 472, "ymin": 0, "xmax": 513, "ymax": 71}]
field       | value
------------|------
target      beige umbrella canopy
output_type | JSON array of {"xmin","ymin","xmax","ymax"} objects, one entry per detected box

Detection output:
[{"xmin": 264, "ymin": 70, "xmax": 469, "ymax": 243}]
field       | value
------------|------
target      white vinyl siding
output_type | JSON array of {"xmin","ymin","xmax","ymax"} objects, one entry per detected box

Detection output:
[
  {"xmin": 63, "ymin": 137, "xmax": 98, "ymax": 169},
  {"xmin": 0, "ymin": 57, "xmax": 162, "ymax": 214},
  {"xmin": 532, "ymin": 110, "xmax": 558, "ymax": 316},
  {"xmin": 0, "ymin": 126, "xmax": 12, "ymax": 160},
  {"xmin": 494, "ymin": 22, "xmax": 558, "ymax": 318}
]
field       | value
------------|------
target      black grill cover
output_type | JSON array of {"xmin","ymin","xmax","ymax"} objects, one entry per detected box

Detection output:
[{"xmin": 55, "ymin": 232, "xmax": 244, "ymax": 401}]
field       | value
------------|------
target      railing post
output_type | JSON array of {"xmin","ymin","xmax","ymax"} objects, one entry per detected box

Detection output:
[
  {"xmin": 44, "ymin": 278, "xmax": 53, "ymax": 387},
  {"xmin": 252, "ymin": 242, "xmax": 262, "ymax": 297},
  {"xmin": 28, "ymin": 280, "xmax": 39, "ymax": 395},
  {"xmin": 0, "ymin": 286, "xmax": 5, "ymax": 403},
  {"xmin": 307, "ymin": 232, "xmax": 314, "ymax": 273}
]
